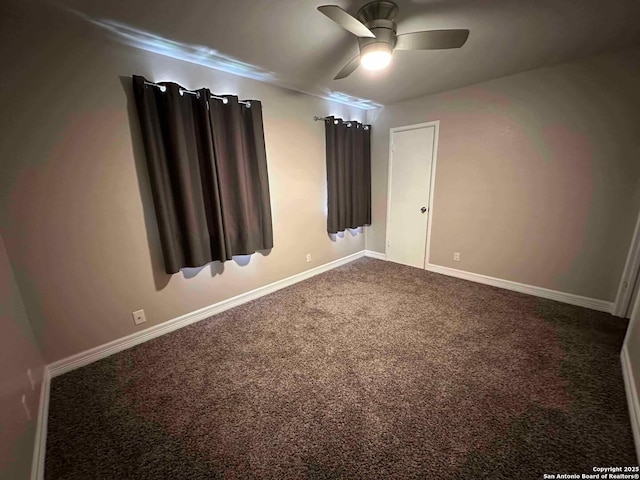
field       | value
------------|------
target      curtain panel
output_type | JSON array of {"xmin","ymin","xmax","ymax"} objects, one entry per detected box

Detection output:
[
  {"xmin": 324, "ymin": 116, "xmax": 372, "ymax": 234},
  {"xmin": 132, "ymin": 75, "xmax": 273, "ymax": 274}
]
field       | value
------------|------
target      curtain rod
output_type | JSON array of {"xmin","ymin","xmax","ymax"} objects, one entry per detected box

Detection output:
[
  {"xmin": 314, "ymin": 116, "xmax": 369, "ymax": 130},
  {"xmin": 144, "ymin": 81, "xmax": 251, "ymax": 107}
]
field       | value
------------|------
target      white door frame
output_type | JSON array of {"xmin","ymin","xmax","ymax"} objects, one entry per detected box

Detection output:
[
  {"xmin": 385, "ymin": 120, "xmax": 440, "ymax": 267},
  {"xmin": 614, "ymin": 208, "xmax": 640, "ymax": 317}
]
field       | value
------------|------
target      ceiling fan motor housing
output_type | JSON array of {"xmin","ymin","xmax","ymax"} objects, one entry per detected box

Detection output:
[{"xmin": 356, "ymin": 1, "xmax": 398, "ymax": 53}]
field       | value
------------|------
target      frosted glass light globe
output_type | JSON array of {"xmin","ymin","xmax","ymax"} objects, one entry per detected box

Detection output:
[{"xmin": 360, "ymin": 43, "xmax": 393, "ymax": 71}]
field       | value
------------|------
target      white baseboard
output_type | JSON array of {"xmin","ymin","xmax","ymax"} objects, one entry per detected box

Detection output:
[
  {"xmin": 425, "ymin": 263, "xmax": 614, "ymax": 313},
  {"xmin": 48, "ymin": 251, "xmax": 365, "ymax": 377},
  {"xmin": 365, "ymin": 250, "xmax": 386, "ymax": 261},
  {"xmin": 622, "ymin": 346, "xmax": 640, "ymax": 463},
  {"xmin": 31, "ymin": 367, "xmax": 50, "ymax": 480}
]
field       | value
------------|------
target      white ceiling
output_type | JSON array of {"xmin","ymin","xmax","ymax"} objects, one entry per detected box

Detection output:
[{"xmin": 40, "ymin": 0, "xmax": 640, "ymax": 106}]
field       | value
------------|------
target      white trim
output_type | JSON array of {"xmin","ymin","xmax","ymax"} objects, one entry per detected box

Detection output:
[
  {"xmin": 31, "ymin": 367, "xmax": 50, "ymax": 480},
  {"xmin": 614, "ymin": 209, "xmax": 640, "ymax": 318},
  {"xmin": 385, "ymin": 121, "xmax": 440, "ymax": 267},
  {"xmin": 48, "ymin": 251, "xmax": 364, "ymax": 377},
  {"xmin": 364, "ymin": 250, "xmax": 386, "ymax": 261},
  {"xmin": 384, "ymin": 129, "xmax": 395, "ymax": 257},
  {"xmin": 423, "ymin": 123, "xmax": 439, "ymax": 267},
  {"xmin": 425, "ymin": 263, "xmax": 614, "ymax": 313},
  {"xmin": 623, "ymin": 284, "xmax": 640, "ymax": 352},
  {"xmin": 622, "ymin": 345, "xmax": 640, "ymax": 463}
]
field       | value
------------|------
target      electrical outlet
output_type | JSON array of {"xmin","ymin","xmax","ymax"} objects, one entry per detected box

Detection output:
[
  {"xmin": 453, "ymin": 252, "xmax": 461, "ymax": 261},
  {"xmin": 306, "ymin": 253, "xmax": 312, "ymax": 263},
  {"xmin": 132, "ymin": 309, "xmax": 146, "ymax": 325},
  {"xmin": 26, "ymin": 368, "xmax": 35, "ymax": 391},
  {"xmin": 21, "ymin": 394, "xmax": 31, "ymax": 421}
]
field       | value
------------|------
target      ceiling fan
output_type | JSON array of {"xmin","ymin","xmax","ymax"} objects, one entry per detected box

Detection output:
[{"xmin": 318, "ymin": 1, "xmax": 470, "ymax": 79}]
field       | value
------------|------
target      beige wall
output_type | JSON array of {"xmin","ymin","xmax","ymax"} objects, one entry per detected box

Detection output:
[
  {"xmin": 0, "ymin": 9, "xmax": 365, "ymax": 364},
  {"xmin": 0, "ymin": 233, "xmax": 44, "ymax": 480},
  {"xmin": 366, "ymin": 47, "xmax": 640, "ymax": 301}
]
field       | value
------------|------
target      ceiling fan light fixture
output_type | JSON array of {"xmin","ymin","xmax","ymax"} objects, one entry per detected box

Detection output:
[
  {"xmin": 360, "ymin": 43, "xmax": 393, "ymax": 71},
  {"xmin": 319, "ymin": 1, "xmax": 470, "ymax": 80}
]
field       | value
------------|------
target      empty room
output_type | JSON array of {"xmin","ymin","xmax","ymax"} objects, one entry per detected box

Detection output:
[{"xmin": 2, "ymin": 0, "xmax": 640, "ymax": 478}]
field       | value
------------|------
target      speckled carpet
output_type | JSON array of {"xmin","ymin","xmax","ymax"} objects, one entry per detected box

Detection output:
[{"xmin": 45, "ymin": 258, "xmax": 636, "ymax": 479}]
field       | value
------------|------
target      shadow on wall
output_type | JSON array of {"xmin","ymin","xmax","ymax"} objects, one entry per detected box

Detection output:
[
  {"xmin": 180, "ymin": 250, "xmax": 272, "ymax": 279},
  {"xmin": 181, "ymin": 262, "xmax": 225, "ymax": 280},
  {"xmin": 328, "ymin": 227, "xmax": 363, "ymax": 242}
]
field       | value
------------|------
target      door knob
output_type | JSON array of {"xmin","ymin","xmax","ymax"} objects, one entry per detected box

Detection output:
[{"xmin": 420, "ymin": 206, "xmax": 427, "ymax": 213}]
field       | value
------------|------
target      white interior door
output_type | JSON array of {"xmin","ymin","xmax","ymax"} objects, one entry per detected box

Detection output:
[{"xmin": 386, "ymin": 125, "xmax": 435, "ymax": 268}]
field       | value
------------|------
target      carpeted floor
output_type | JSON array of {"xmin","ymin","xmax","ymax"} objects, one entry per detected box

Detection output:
[{"xmin": 45, "ymin": 258, "xmax": 636, "ymax": 479}]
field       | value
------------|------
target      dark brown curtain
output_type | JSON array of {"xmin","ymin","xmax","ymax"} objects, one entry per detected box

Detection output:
[
  {"xmin": 132, "ymin": 75, "xmax": 273, "ymax": 274},
  {"xmin": 325, "ymin": 116, "xmax": 371, "ymax": 234}
]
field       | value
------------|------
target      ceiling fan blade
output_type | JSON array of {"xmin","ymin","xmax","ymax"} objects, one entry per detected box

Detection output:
[
  {"xmin": 334, "ymin": 55, "xmax": 361, "ymax": 80},
  {"xmin": 395, "ymin": 29, "xmax": 470, "ymax": 50},
  {"xmin": 318, "ymin": 5, "xmax": 376, "ymax": 38}
]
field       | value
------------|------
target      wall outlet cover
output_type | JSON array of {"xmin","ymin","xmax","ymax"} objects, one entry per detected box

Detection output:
[{"xmin": 132, "ymin": 309, "xmax": 146, "ymax": 325}]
